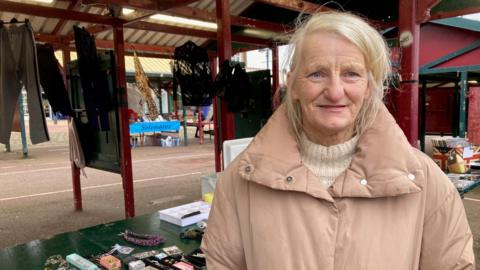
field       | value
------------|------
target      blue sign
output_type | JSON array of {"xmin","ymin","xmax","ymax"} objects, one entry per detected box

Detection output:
[{"xmin": 129, "ymin": 121, "xmax": 180, "ymax": 134}]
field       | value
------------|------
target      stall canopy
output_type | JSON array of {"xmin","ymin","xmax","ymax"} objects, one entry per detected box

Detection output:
[{"xmin": 1, "ymin": 0, "xmax": 479, "ymax": 218}]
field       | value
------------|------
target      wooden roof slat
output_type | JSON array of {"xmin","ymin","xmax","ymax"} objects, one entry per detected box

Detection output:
[
  {"xmin": 0, "ymin": 0, "xmax": 124, "ymax": 25},
  {"xmin": 169, "ymin": 6, "xmax": 293, "ymax": 32}
]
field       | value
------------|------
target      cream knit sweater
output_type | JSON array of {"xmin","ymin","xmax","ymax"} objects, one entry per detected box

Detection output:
[{"xmin": 300, "ymin": 133, "xmax": 359, "ymax": 187}]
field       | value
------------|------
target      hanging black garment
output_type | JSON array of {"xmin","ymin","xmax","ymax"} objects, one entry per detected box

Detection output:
[
  {"xmin": 173, "ymin": 41, "xmax": 213, "ymax": 106},
  {"xmin": 214, "ymin": 60, "xmax": 233, "ymax": 97},
  {"xmin": 36, "ymin": 43, "xmax": 73, "ymax": 117},
  {"xmin": 73, "ymin": 26, "xmax": 112, "ymax": 131},
  {"xmin": 214, "ymin": 60, "xmax": 254, "ymax": 113}
]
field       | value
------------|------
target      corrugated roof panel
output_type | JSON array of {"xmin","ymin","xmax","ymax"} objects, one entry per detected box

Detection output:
[
  {"xmin": 137, "ymin": 31, "xmax": 156, "ymax": 44},
  {"xmin": 30, "ymin": 16, "xmax": 48, "ymax": 32},
  {"xmin": 1, "ymin": 0, "xmax": 259, "ymax": 56},
  {"xmin": 123, "ymin": 28, "xmax": 136, "ymax": 41},
  {"xmin": 204, "ymin": 1, "xmax": 216, "ymax": 11},
  {"xmin": 60, "ymin": 21, "xmax": 77, "ymax": 36},
  {"xmin": 163, "ymin": 34, "xmax": 180, "ymax": 45},
  {"xmin": 156, "ymin": 33, "xmax": 174, "ymax": 45},
  {"xmin": 163, "ymin": 35, "xmax": 181, "ymax": 47},
  {"xmin": 144, "ymin": 34, "xmax": 158, "ymax": 45},
  {"xmin": 191, "ymin": 0, "xmax": 212, "ymax": 10},
  {"xmin": 128, "ymin": 30, "xmax": 146, "ymax": 43},
  {"xmin": 176, "ymin": 36, "xmax": 193, "ymax": 47},
  {"xmin": 54, "ymin": 1, "xmax": 69, "ymax": 9},
  {"xmin": 105, "ymin": 32, "xmax": 114, "ymax": 40},
  {"xmin": 147, "ymin": 32, "xmax": 165, "ymax": 45},
  {"xmin": 231, "ymin": 0, "xmax": 254, "ymax": 15},
  {"xmin": 188, "ymin": 0, "xmax": 253, "ymax": 14},
  {"xmin": 40, "ymin": 18, "xmax": 58, "ymax": 33},
  {"xmin": 96, "ymin": 29, "xmax": 112, "ymax": 40}
]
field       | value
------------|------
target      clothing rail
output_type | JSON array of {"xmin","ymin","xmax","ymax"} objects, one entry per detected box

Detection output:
[{"xmin": 0, "ymin": 18, "xmax": 29, "ymax": 27}]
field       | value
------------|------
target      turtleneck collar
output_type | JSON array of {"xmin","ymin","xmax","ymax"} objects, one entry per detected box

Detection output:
[{"xmin": 300, "ymin": 133, "xmax": 359, "ymax": 186}]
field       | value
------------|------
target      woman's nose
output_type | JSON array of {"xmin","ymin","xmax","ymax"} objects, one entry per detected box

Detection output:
[{"xmin": 324, "ymin": 76, "xmax": 345, "ymax": 101}]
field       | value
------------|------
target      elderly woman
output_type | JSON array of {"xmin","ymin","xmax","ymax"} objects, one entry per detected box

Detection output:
[{"xmin": 201, "ymin": 12, "xmax": 474, "ymax": 269}]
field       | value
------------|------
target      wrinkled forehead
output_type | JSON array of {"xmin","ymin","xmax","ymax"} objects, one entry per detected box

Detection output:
[{"xmin": 297, "ymin": 31, "xmax": 366, "ymax": 66}]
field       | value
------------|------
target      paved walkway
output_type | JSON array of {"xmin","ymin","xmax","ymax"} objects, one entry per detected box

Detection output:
[{"xmin": 0, "ymin": 120, "xmax": 215, "ymax": 248}]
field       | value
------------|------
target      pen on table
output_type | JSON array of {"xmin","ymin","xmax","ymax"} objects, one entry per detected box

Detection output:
[{"xmin": 181, "ymin": 211, "xmax": 201, "ymax": 219}]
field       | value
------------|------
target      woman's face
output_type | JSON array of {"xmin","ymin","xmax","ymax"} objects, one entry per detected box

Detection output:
[{"xmin": 291, "ymin": 31, "xmax": 370, "ymax": 145}]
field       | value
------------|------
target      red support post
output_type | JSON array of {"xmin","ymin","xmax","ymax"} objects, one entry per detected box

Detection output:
[
  {"xmin": 64, "ymin": 48, "xmax": 82, "ymax": 211},
  {"xmin": 198, "ymin": 107, "xmax": 204, "ymax": 145},
  {"xmin": 271, "ymin": 45, "xmax": 279, "ymax": 96},
  {"xmin": 209, "ymin": 56, "xmax": 222, "ymax": 172},
  {"xmin": 113, "ymin": 26, "xmax": 135, "ymax": 218},
  {"xmin": 396, "ymin": 0, "xmax": 420, "ymax": 147},
  {"xmin": 216, "ymin": 0, "xmax": 235, "ymax": 170}
]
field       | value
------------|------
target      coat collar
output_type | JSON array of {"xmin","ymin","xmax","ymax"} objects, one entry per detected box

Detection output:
[{"xmin": 237, "ymin": 104, "xmax": 425, "ymax": 201}]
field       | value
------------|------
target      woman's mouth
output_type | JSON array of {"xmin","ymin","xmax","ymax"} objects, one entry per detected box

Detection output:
[{"xmin": 318, "ymin": 105, "xmax": 346, "ymax": 112}]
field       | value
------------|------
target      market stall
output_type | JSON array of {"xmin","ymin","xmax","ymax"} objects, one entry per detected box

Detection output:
[{"xmin": 1, "ymin": 0, "xmax": 480, "ymax": 267}]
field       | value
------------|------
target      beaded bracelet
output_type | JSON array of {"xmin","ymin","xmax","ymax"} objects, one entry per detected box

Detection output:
[{"xmin": 123, "ymin": 229, "xmax": 166, "ymax": 246}]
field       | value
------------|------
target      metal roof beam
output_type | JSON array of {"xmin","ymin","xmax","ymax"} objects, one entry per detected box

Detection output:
[
  {"xmin": 0, "ymin": 0, "xmax": 124, "ymax": 25},
  {"xmin": 95, "ymin": 39, "xmax": 175, "ymax": 55},
  {"xmin": 168, "ymin": 6, "xmax": 293, "ymax": 33},
  {"xmin": 253, "ymin": 0, "xmax": 332, "ymax": 14},
  {"xmin": 35, "ymin": 33, "xmax": 66, "ymax": 44},
  {"xmin": 417, "ymin": 0, "xmax": 441, "ymax": 23},
  {"xmin": 127, "ymin": 21, "xmax": 272, "ymax": 46},
  {"xmin": 430, "ymin": 6, "xmax": 480, "ymax": 21},
  {"xmin": 36, "ymin": 34, "xmax": 175, "ymax": 57},
  {"xmin": 81, "ymin": 0, "xmax": 201, "ymax": 12},
  {"xmin": 252, "ymin": 0, "xmax": 393, "ymax": 29}
]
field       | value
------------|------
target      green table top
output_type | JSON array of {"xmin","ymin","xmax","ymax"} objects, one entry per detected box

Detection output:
[{"xmin": 0, "ymin": 212, "xmax": 202, "ymax": 270}]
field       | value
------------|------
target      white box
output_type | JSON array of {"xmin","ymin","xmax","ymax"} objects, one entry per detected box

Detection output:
[
  {"xmin": 223, "ymin": 137, "xmax": 253, "ymax": 168},
  {"xmin": 159, "ymin": 201, "xmax": 211, "ymax": 227}
]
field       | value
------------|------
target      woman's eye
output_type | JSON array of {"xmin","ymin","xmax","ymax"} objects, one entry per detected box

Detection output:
[
  {"xmin": 343, "ymin": 71, "xmax": 362, "ymax": 81},
  {"xmin": 308, "ymin": 72, "xmax": 325, "ymax": 80},
  {"xmin": 345, "ymin": 71, "xmax": 360, "ymax": 78}
]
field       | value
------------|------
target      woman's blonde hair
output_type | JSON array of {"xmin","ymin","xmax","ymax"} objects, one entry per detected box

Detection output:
[{"xmin": 284, "ymin": 11, "xmax": 391, "ymax": 142}]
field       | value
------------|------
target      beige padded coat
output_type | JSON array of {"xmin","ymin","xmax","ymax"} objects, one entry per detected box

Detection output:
[{"xmin": 201, "ymin": 104, "xmax": 475, "ymax": 270}]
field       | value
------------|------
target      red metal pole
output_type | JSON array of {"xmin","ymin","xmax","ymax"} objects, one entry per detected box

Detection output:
[
  {"xmin": 216, "ymin": 0, "xmax": 235, "ymax": 170},
  {"xmin": 64, "ymin": 47, "xmax": 83, "ymax": 211},
  {"xmin": 271, "ymin": 45, "xmax": 279, "ymax": 107},
  {"xmin": 210, "ymin": 56, "xmax": 222, "ymax": 172},
  {"xmin": 113, "ymin": 26, "xmax": 135, "ymax": 218},
  {"xmin": 198, "ymin": 107, "xmax": 203, "ymax": 144},
  {"xmin": 397, "ymin": 0, "xmax": 420, "ymax": 147}
]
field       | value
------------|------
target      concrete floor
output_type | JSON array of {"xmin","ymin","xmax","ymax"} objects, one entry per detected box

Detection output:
[{"xmin": 1, "ymin": 120, "xmax": 480, "ymax": 267}]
